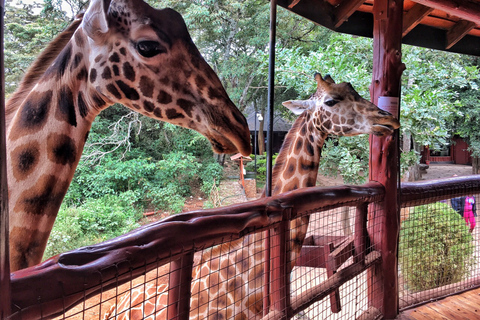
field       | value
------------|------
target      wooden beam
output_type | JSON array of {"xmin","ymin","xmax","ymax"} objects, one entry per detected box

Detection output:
[
  {"xmin": 369, "ymin": 0, "xmax": 405, "ymax": 317},
  {"xmin": 334, "ymin": 0, "xmax": 365, "ymax": 28},
  {"xmin": 402, "ymin": 4, "xmax": 433, "ymax": 37},
  {"xmin": 0, "ymin": 0, "xmax": 11, "ymax": 317},
  {"xmin": 446, "ymin": 20, "xmax": 477, "ymax": 49},
  {"xmin": 411, "ymin": 0, "xmax": 480, "ymax": 25}
]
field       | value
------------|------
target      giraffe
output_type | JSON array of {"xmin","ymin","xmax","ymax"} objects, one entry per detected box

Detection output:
[
  {"xmin": 103, "ymin": 72, "xmax": 400, "ymax": 319},
  {"xmin": 6, "ymin": 0, "xmax": 252, "ymax": 272}
]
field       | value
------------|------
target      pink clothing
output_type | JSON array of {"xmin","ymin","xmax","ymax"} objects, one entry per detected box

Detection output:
[{"xmin": 464, "ymin": 196, "xmax": 476, "ymax": 232}]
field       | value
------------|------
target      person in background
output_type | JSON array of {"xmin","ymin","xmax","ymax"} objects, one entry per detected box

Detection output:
[{"xmin": 463, "ymin": 195, "xmax": 477, "ymax": 232}]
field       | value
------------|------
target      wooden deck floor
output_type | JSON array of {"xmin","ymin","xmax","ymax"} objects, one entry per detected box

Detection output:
[{"xmin": 398, "ymin": 287, "xmax": 480, "ymax": 319}]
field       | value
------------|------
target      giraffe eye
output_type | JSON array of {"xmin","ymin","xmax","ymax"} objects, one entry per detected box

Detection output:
[
  {"xmin": 136, "ymin": 41, "xmax": 166, "ymax": 58},
  {"xmin": 324, "ymin": 99, "xmax": 338, "ymax": 107}
]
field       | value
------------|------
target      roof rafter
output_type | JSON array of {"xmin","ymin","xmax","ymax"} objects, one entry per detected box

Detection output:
[
  {"xmin": 411, "ymin": 0, "xmax": 480, "ymax": 25},
  {"xmin": 402, "ymin": 3, "xmax": 433, "ymax": 37},
  {"xmin": 446, "ymin": 19, "xmax": 477, "ymax": 49}
]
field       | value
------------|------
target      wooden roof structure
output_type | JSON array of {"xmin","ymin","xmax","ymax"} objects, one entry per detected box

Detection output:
[{"xmin": 278, "ymin": 0, "xmax": 480, "ymax": 56}]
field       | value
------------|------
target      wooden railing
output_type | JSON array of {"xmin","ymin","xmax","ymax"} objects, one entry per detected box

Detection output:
[
  {"xmin": 9, "ymin": 183, "xmax": 385, "ymax": 320},
  {"xmin": 8, "ymin": 175, "xmax": 480, "ymax": 319}
]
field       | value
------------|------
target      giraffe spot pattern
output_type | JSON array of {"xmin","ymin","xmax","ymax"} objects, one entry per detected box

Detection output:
[
  {"xmin": 119, "ymin": 47, "xmax": 126, "ymax": 55},
  {"xmin": 77, "ymin": 92, "xmax": 89, "ymax": 118},
  {"xmin": 57, "ymin": 85, "xmax": 77, "ymax": 127},
  {"xmin": 91, "ymin": 91, "xmax": 106, "ymax": 108},
  {"xmin": 10, "ymin": 226, "xmax": 50, "ymax": 270},
  {"xmin": 153, "ymin": 108, "xmax": 162, "ymax": 118},
  {"xmin": 139, "ymin": 76, "xmax": 154, "ymax": 98},
  {"xmin": 116, "ymin": 80, "xmax": 139, "ymax": 100},
  {"xmin": 90, "ymin": 68, "xmax": 97, "ymax": 83},
  {"xmin": 208, "ymin": 87, "xmax": 223, "ymax": 100},
  {"xmin": 165, "ymin": 108, "xmax": 184, "ymax": 120},
  {"xmin": 143, "ymin": 101, "xmax": 155, "ymax": 112},
  {"xmin": 56, "ymin": 43, "xmax": 72, "ymax": 78},
  {"xmin": 11, "ymin": 143, "xmax": 40, "ymax": 180},
  {"xmin": 177, "ymin": 98, "xmax": 194, "ymax": 117},
  {"xmin": 109, "ymin": 52, "xmax": 120, "ymax": 63},
  {"xmin": 112, "ymin": 65, "xmax": 120, "ymax": 76},
  {"xmin": 47, "ymin": 133, "xmax": 77, "ymax": 166},
  {"xmin": 306, "ymin": 141, "xmax": 315, "ymax": 157},
  {"xmin": 14, "ymin": 174, "xmax": 68, "ymax": 217},
  {"xmin": 76, "ymin": 67, "xmax": 88, "ymax": 81},
  {"xmin": 157, "ymin": 90, "xmax": 172, "ymax": 104},
  {"xmin": 102, "ymin": 67, "xmax": 112, "ymax": 80},
  {"xmin": 71, "ymin": 53, "xmax": 83, "ymax": 70},
  {"xmin": 106, "ymin": 83, "xmax": 122, "ymax": 99},
  {"xmin": 19, "ymin": 90, "xmax": 53, "ymax": 130},
  {"xmin": 195, "ymin": 75, "xmax": 207, "ymax": 90},
  {"xmin": 74, "ymin": 29, "xmax": 84, "ymax": 47},
  {"xmin": 122, "ymin": 62, "xmax": 135, "ymax": 81}
]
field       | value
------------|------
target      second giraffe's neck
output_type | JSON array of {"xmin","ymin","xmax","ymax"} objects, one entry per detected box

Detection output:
[
  {"xmin": 271, "ymin": 111, "xmax": 326, "ymax": 196},
  {"xmin": 6, "ymin": 29, "xmax": 105, "ymax": 270}
]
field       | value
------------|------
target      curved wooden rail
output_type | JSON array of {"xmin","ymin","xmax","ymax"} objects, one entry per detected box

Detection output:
[
  {"xmin": 401, "ymin": 175, "xmax": 480, "ymax": 207},
  {"xmin": 10, "ymin": 183, "xmax": 384, "ymax": 319}
]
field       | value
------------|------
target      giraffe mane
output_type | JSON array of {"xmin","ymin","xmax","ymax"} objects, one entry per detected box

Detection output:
[{"xmin": 5, "ymin": 13, "xmax": 83, "ymax": 128}]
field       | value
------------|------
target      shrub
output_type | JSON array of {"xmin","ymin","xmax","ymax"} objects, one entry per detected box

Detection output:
[
  {"xmin": 244, "ymin": 153, "xmax": 278, "ymax": 182},
  {"xmin": 399, "ymin": 202, "xmax": 475, "ymax": 292},
  {"xmin": 44, "ymin": 191, "xmax": 141, "ymax": 258}
]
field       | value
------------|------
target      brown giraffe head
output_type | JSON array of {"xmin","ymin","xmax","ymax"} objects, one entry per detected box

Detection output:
[
  {"xmin": 282, "ymin": 73, "xmax": 400, "ymax": 137},
  {"xmin": 82, "ymin": 0, "xmax": 251, "ymax": 155}
]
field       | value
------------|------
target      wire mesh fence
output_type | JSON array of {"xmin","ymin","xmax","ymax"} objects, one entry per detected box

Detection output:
[
  {"xmin": 9, "ymin": 183, "xmax": 384, "ymax": 320},
  {"xmin": 399, "ymin": 190, "xmax": 480, "ymax": 309}
]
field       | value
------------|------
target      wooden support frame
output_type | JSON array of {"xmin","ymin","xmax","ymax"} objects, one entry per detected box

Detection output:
[
  {"xmin": 0, "ymin": 0, "xmax": 11, "ymax": 317},
  {"xmin": 369, "ymin": 0, "xmax": 405, "ymax": 317}
]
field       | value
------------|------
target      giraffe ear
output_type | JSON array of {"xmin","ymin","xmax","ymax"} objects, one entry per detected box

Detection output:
[
  {"xmin": 282, "ymin": 100, "xmax": 316, "ymax": 115},
  {"xmin": 84, "ymin": 0, "xmax": 112, "ymax": 41}
]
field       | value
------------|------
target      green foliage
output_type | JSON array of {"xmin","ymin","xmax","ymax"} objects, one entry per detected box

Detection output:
[
  {"xmin": 44, "ymin": 192, "xmax": 141, "ymax": 258},
  {"xmin": 319, "ymin": 136, "xmax": 369, "ymax": 185},
  {"xmin": 244, "ymin": 153, "xmax": 278, "ymax": 182},
  {"xmin": 399, "ymin": 203, "xmax": 475, "ymax": 292},
  {"xmin": 400, "ymin": 150, "xmax": 420, "ymax": 177}
]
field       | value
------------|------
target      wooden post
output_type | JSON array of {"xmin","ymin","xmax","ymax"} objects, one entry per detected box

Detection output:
[
  {"xmin": 167, "ymin": 252, "xmax": 194, "ymax": 320},
  {"xmin": 0, "ymin": 0, "xmax": 11, "ymax": 316},
  {"xmin": 368, "ymin": 0, "xmax": 405, "ymax": 317}
]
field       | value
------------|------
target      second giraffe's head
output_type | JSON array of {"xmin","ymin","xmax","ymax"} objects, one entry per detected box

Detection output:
[
  {"xmin": 282, "ymin": 73, "xmax": 400, "ymax": 136},
  {"xmin": 81, "ymin": 0, "xmax": 251, "ymax": 155}
]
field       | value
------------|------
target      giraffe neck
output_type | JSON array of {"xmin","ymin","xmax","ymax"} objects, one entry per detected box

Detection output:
[
  {"xmin": 272, "ymin": 111, "xmax": 326, "ymax": 195},
  {"xmin": 6, "ymin": 28, "xmax": 106, "ymax": 270}
]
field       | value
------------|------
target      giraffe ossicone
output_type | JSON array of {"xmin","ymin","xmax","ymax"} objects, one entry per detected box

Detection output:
[
  {"xmin": 104, "ymin": 72, "xmax": 400, "ymax": 319},
  {"xmin": 6, "ymin": 0, "xmax": 251, "ymax": 271}
]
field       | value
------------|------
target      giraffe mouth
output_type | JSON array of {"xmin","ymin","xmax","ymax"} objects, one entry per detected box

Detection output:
[
  {"xmin": 208, "ymin": 129, "xmax": 252, "ymax": 156},
  {"xmin": 372, "ymin": 124, "xmax": 396, "ymax": 136}
]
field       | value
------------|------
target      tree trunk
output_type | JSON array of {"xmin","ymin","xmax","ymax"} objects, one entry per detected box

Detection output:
[
  {"xmin": 473, "ymin": 157, "xmax": 479, "ymax": 174},
  {"xmin": 258, "ymin": 118, "xmax": 265, "ymax": 155}
]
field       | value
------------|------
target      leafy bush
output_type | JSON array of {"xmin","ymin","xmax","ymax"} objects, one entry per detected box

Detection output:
[
  {"xmin": 244, "ymin": 153, "xmax": 278, "ymax": 182},
  {"xmin": 44, "ymin": 191, "xmax": 141, "ymax": 258},
  {"xmin": 399, "ymin": 202, "xmax": 475, "ymax": 292}
]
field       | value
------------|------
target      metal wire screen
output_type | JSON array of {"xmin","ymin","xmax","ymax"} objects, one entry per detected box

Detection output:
[
  {"xmin": 291, "ymin": 204, "xmax": 382, "ymax": 319},
  {"xmin": 10, "ymin": 183, "xmax": 386, "ymax": 320},
  {"xmin": 399, "ymin": 188, "xmax": 480, "ymax": 309}
]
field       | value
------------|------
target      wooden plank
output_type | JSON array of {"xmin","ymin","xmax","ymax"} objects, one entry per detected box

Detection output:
[
  {"xmin": 427, "ymin": 301, "xmax": 470, "ymax": 320},
  {"xmin": 446, "ymin": 20, "xmax": 477, "ymax": 49},
  {"xmin": 368, "ymin": 0, "xmax": 404, "ymax": 317},
  {"xmin": 0, "ymin": 0, "xmax": 11, "ymax": 316},
  {"xmin": 440, "ymin": 298, "xmax": 480, "ymax": 318},
  {"xmin": 334, "ymin": 0, "xmax": 365, "ymax": 28},
  {"xmin": 402, "ymin": 4, "xmax": 433, "ymax": 37},
  {"xmin": 401, "ymin": 308, "xmax": 435, "ymax": 320},
  {"xmin": 411, "ymin": 0, "xmax": 480, "ymax": 25}
]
